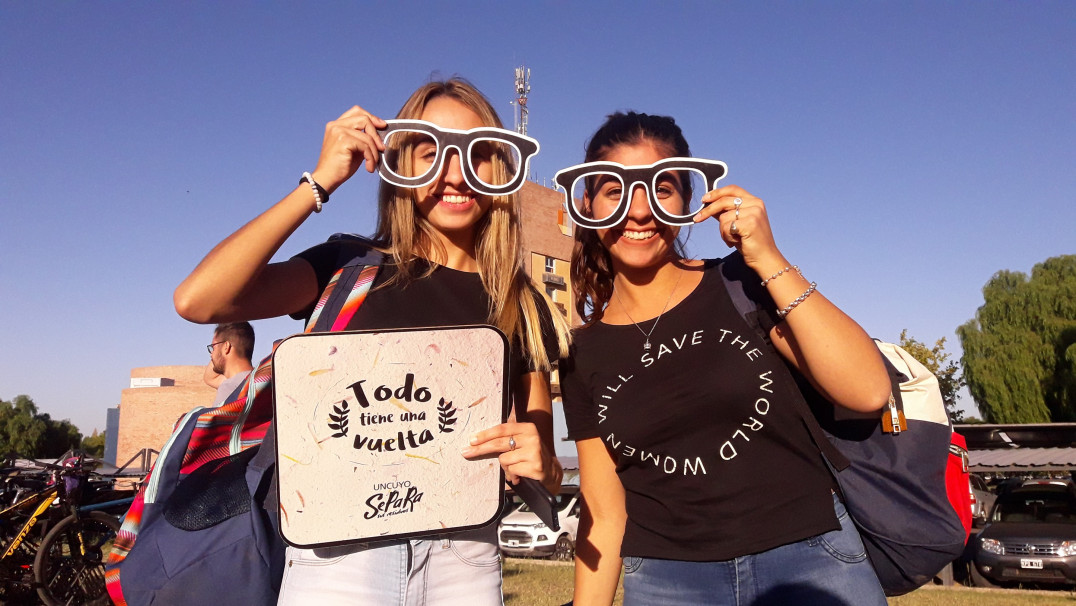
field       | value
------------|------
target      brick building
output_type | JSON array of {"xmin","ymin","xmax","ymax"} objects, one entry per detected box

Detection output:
[
  {"xmin": 108, "ymin": 182, "xmax": 575, "ymax": 465},
  {"xmin": 112, "ymin": 366, "xmax": 216, "ymax": 468}
]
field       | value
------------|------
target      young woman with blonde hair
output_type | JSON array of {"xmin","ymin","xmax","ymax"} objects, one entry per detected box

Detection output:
[{"xmin": 175, "ymin": 77, "xmax": 569, "ymax": 604}]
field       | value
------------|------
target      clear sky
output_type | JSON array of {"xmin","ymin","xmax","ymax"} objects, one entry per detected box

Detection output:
[{"xmin": 1, "ymin": 2, "xmax": 1073, "ymax": 453}]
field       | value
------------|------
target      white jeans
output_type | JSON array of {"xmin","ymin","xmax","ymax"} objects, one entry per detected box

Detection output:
[{"xmin": 276, "ymin": 526, "xmax": 502, "ymax": 605}]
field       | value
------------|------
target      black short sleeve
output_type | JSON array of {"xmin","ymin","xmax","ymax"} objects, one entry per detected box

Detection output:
[{"xmin": 288, "ymin": 238, "xmax": 376, "ymax": 322}]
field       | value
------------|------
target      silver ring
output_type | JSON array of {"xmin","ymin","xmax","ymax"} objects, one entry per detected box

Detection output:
[
  {"xmin": 733, "ymin": 197, "xmax": 742, "ymax": 208},
  {"xmin": 731, "ymin": 221, "xmax": 739, "ymax": 235},
  {"xmin": 508, "ymin": 436, "xmax": 517, "ymax": 451},
  {"xmin": 735, "ymin": 207, "xmax": 740, "ymax": 219}
]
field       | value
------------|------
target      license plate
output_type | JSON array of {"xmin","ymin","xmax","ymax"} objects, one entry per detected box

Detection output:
[{"xmin": 1021, "ymin": 558, "xmax": 1044, "ymax": 569}]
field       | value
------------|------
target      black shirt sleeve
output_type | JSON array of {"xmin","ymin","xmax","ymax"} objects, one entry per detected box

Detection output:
[
  {"xmin": 288, "ymin": 239, "xmax": 374, "ymax": 322},
  {"xmin": 558, "ymin": 342, "xmax": 600, "ymax": 441}
]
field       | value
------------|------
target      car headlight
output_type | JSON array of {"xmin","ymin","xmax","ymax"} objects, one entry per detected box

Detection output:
[
  {"xmin": 1058, "ymin": 541, "xmax": 1076, "ymax": 557},
  {"xmin": 980, "ymin": 538, "xmax": 1004, "ymax": 555}
]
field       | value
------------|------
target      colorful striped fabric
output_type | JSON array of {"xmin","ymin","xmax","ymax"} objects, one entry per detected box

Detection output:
[{"xmin": 106, "ymin": 258, "xmax": 379, "ymax": 606}]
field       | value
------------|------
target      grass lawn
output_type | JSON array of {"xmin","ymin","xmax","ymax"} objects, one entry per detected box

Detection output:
[{"xmin": 502, "ymin": 558, "xmax": 1076, "ymax": 606}]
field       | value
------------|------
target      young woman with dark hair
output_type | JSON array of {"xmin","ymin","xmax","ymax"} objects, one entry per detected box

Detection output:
[{"xmin": 557, "ymin": 111, "xmax": 890, "ymax": 605}]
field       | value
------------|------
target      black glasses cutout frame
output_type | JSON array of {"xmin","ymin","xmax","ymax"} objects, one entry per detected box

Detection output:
[
  {"xmin": 377, "ymin": 120, "xmax": 539, "ymax": 196},
  {"xmin": 554, "ymin": 158, "xmax": 728, "ymax": 229}
]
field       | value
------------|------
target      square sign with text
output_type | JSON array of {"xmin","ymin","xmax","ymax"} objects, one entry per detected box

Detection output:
[{"xmin": 272, "ymin": 325, "xmax": 508, "ymax": 547}]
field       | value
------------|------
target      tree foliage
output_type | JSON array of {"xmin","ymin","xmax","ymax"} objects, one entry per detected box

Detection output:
[
  {"xmin": 82, "ymin": 430, "xmax": 106, "ymax": 458},
  {"xmin": 0, "ymin": 395, "xmax": 84, "ymax": 458},
  {"xmin": 898, "ymin": 329, "xmax": 966, "ymax": 422},
  {"xmin": 957, "ymin": 255, "xmax": 1076, "ymax": 423}
]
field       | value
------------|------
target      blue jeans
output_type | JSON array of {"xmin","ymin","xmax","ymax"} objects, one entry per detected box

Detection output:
[
  {"xmin": 276, "ymin": 526, "xmax": 502, "ymax": 605},
  {"xmin": 622, "ymin": 494, "xmax": 886, "ymax": 606}
]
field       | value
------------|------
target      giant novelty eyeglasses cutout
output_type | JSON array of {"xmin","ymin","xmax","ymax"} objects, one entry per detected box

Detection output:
[
  {"xmin": 377, "ymin": 120, "xmax": 539, "ymax": 196},
  {"xmin": 554, "ymin": 158, "xmax": 728, "ymax": 229}
]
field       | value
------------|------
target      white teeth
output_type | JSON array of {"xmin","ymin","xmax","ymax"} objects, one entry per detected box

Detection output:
[
  {"xmin": 622, "ymin": 230, "xmax": 656, "ymax": 240},
  {"xmin": 442, "ymin": 195, "xmax": 470, "ymax": 204}
]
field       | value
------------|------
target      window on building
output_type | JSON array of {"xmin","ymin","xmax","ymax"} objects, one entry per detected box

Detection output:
[
  {"xmin": 545, "ymin": 256, "xmax": 555, "ymax": 273},
  {"xmin": 546, "ymin": 286, "xmax": 557, "ymax": 302}
]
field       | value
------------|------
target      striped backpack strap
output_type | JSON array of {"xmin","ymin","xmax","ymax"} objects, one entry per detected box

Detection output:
[{"xmin": 305, "ymin": 263, "xmax": 379, "ymax": 333}]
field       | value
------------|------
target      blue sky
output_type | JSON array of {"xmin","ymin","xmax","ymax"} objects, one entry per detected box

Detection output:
[{"xmin": 1, "ymin": 2, "xmax": 1073, "ymax": 452}]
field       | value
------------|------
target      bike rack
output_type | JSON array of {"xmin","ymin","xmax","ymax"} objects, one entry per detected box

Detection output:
[{"xmin": 112, "ymin": 448, "xmax": 159, "ymax": 475}]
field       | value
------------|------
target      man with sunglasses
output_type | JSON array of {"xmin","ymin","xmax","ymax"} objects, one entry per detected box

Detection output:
[{"xmin": 203, "ymin": 321, "xmax": 255, "ymax": 405}]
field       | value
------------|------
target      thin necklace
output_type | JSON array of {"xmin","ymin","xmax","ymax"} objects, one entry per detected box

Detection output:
[{"xmin": 613, "ymin": 268, "xmax": 685, "ymax": 351}]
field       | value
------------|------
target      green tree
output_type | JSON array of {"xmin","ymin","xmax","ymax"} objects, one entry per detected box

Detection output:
[
  {"xmin": 898, "ymin": 329, "xmax": 966, "ymax": 422},
  {"xmin": 0, "ymin": 395, "xmax": 85, "ymax": 458},
  {"xmin": 38, "ymin": 413, "xmax": 83, "ymax": 458},
  {"xmin": 957, "ymin": 255, "xmax": 1076, "ymax": 423},
  {"xmin": 82, "ymin": 430, "xmax": 106, "ymax": 458},
  {"xmin": 0, "ymin": 395, "xmax": 47, "ymax": 456}
]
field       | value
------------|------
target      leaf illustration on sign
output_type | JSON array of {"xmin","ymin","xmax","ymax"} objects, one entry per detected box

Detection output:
[
  {"xmin": 328, "ymin": 401, "xmax": 350, "ymax": 437},
  {"xmin": 437, "ymin": 398, "xmax": 457, "ymax": 433}
]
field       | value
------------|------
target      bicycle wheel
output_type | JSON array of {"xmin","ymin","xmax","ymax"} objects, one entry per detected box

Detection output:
[{"xmin": 34, "ymin": 511, "xmax": 119, "ymax": 606}]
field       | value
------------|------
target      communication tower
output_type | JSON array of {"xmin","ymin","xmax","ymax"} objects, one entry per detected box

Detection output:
[{"xmin": 512, "ymin": 66, "xmax": 531, "ymax": 136}]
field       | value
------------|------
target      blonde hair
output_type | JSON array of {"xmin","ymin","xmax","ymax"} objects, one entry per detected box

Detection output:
[{"xmin": 372, "ymin": 77, "xmax": 569, "ymax": 371}]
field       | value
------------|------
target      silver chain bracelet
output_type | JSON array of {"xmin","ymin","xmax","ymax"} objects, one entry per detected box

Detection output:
[
  {"xmin": 761, "ymin": 265, "xmax": 801, "ymax": 287},
  {"xmin": 777, "ymin": 282, "xmax": 817, "ymax": 319}
]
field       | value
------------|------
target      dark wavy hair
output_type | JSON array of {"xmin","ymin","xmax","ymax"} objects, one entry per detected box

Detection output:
[
  {"xmin": 214, "ymin": 322, "xmax": 255, "ymax": 361},
  {"xmin": 570, "ymin": 111, "xmax": 692, "ymax": 326}
]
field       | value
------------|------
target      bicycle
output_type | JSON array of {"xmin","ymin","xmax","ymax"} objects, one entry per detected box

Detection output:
[{"xmin": 0, "ymin": 452, "xmax": 135, "ymax": 605}]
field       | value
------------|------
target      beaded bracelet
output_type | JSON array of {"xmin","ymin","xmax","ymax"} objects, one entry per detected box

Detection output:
[
  {"xmin": 300, "ymin": 172, "xmax": 329, "ymax": 213},
  {"xmin": 761, "ymin": 265, "xmax": 800, "ymax": 287},
  {"xmin": 777, "ymin": 282, "xmax": 817, "ymax": 319}
]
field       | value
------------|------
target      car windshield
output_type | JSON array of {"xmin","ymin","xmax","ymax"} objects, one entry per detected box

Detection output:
[{"xmin": 993, "ymin": 490, "xmax": 1076, "ymax": 523}]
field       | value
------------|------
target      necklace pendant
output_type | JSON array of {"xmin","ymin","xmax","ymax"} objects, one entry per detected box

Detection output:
[{"xmin": 643, "ymin": 340, "xmax": 651, "ymax": 351}]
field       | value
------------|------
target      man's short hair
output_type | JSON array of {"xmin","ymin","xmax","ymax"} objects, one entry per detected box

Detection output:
[{"xmin": 214, "ymin": 322, "xmax": 255, "ymax": 361}]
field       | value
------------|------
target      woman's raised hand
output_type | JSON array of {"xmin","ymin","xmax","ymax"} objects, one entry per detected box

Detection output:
[
  {"xmin": 462, "ymin": 422, "xmax": 563, "ymax": 491},
  {"xmin": 310, "ymin": 105, "xmax": 388, "ymax": 195},
  {"xmin": 697, "ymin": 185, "xmax": 786, "ymax": 273}
]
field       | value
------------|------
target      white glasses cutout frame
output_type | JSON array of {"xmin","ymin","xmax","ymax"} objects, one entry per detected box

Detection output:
[
  {"xmin": 377, "ymin": 119, "xmax": 540, "ymax": 196},
  {"xmin": 554, "ymin": 158, "xmax": 728, "ymax": 229}
]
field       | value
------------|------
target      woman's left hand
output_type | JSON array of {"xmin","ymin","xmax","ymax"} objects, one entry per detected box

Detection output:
[
  {"xmin": 695, "ymin": 185, "xmax": 786, "ymax": 274},
  {"xmin": 462, "ymin": 421, "xmax": 562, "ymax": 490}
]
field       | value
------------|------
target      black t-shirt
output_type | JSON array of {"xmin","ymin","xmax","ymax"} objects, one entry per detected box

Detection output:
[
  {"xmin": 291, "ymin": 238, "xmax": 557, "ymax": 389},
  {"xmin": 559, "ymin": 256, "xmax": 838, "ymax": 561}
]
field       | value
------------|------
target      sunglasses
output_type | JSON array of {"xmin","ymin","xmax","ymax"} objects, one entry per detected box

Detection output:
[
  {"xmin": 377, "ymin": 120, "xmax": 539, "ymax": 196},
  {"xmin": 554, "ymin": 158, "xmax": 728, "ymax": 229}
]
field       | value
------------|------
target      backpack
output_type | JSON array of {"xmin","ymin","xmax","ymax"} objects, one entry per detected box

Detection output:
[
  {"xmin": 719, "ymin": 254, "xmax": 971, "ymax": 597},
  {"xmin": 105, "ymin": 236, "xmax": 382, "ymax": 606}
]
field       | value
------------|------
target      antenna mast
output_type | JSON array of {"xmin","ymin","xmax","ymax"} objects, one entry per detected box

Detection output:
[{"xmin": 513, "ymin": 65, "xmax": 531, "ymax": 136}]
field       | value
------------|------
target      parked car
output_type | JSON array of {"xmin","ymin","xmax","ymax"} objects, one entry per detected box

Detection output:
[
  {"xmin": 970, "ymin": 473, "xmax": 996, "ymax": 525},
  {"xmin": 498, "ymin": 491, "xmax": 581, "ymax": 560},
  {"xmin": 971, "ymin": 482, "xmax": 1076, "ymax": 587}
]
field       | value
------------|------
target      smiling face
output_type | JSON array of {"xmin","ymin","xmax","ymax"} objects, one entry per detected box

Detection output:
[
  {"xmin": 410, "ymin": 96, "xmax": 494, "ymax": 244},
  {"xmin": 591, "ymin": 140, "xmax": 685, "ymax": 274}
]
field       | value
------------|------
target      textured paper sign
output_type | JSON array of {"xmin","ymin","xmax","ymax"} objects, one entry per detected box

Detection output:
[{"xmin": 272, "ymin": 326, "xmax": 508, "ymax": 547}]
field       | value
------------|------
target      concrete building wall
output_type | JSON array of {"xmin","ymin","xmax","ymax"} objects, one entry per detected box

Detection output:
[{"xmin": 104, "ymin": 407, "xmax": 120, "ymax": 465}]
